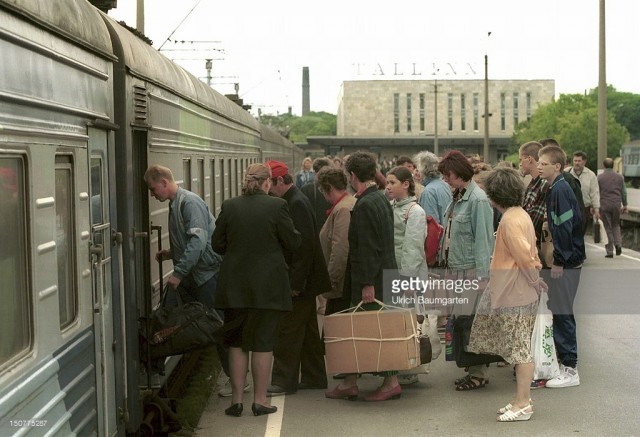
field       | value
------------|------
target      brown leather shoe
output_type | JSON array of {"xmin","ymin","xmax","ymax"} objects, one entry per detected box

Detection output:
[
  {"xmin": 325, "ymin": 385, "xmax": 359, "ymax": 401},
  {"xmin": 364, "ymin": 384, "xmax": 402, "ymax": 401}
]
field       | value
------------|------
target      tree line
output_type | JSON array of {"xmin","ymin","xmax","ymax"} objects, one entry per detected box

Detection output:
[{"xmin": 513, "ymin": 86, "xmax": 639, "ymax": 171}]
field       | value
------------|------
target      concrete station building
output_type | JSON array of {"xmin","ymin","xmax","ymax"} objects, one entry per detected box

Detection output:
[{"xmin": 307, "ymin": 78, "xmax": 554, "ymax": 163}]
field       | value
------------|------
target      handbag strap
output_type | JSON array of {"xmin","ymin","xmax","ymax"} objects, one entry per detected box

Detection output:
[{"xmin": 161, "ymin": 282, "xmax": 184, "ymax": 307}]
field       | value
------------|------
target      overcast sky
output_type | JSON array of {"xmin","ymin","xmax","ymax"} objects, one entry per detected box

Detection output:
[{"xmin": 108, "ymin": 0, "xmax": 639, "ymax": 117}]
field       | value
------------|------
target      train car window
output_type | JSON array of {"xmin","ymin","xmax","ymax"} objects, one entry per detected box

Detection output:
[
  {"xmin": 0, "ymin": 157, "xmax": 31, "ymax": 367},
  {"xmin": 210, "ymin": 158, "xmax": 219, "ymax": 215},
  {"xmin": 227, "ymin": 158, "xmax": 232, "ymax": 198},
  {"xmin": 55, "ymin": 155, "xmax": 78, "ymax": 329},
  {"xmin": 183, "ymin": 158, "xmax": 191, "ymax": 190},
  {"xmin": 90, "ymin": 158, "xmax": 103, "ymax": 225},
  {"xmin": 220, "ymin": 159, "xmax": 226, "ymax": 201},
  {"xmin": 197, "ymin": 158, "xmax": 205, "ymax": 200},
  {"xmin": 233, "ymin": 158, "xmax": 239, "ymax": 197}
]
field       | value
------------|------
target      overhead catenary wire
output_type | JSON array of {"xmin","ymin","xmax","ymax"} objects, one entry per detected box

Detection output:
[{"xmin": 158, "ymin": 0, "xmax": 203, "ymax": 51}]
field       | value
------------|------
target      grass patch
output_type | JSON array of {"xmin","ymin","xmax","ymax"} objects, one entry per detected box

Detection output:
[{"xmin": 170, "ymin": 347, "xmax": 221, "ymax": 436}]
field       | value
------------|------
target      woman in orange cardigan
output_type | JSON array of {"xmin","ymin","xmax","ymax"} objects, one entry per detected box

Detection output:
[{"xmin": 468, "ymin": 167, "xmax": 547, "ymax": 422}]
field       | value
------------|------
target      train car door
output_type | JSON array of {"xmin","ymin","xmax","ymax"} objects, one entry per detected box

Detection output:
[{"xmin": 88, "ymin": 127, "xmax": 118, "ymax": 436}]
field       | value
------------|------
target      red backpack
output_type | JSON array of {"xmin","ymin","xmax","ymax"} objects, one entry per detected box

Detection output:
[{"xmin": 405, "ymin": 203, "xmax": 444, "ymax": 267}]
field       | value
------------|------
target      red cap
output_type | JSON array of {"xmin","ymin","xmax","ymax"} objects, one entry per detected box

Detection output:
[{"xmin": 265, "ymin": 160, "xmax": 289, "ymax": 178}]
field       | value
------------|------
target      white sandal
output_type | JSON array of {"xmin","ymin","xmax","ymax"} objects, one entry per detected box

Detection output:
[
  {"xmin": 497, "ymin": 404, "xmax": 533, "ymax": 422},
  {"xmin": 497, "ymin": 399, "xmax": 532, "ymax": 414}
]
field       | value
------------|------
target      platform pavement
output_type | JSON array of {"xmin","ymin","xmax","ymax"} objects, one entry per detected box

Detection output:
[{"xmin": 195, "ymin": 235, "xmax": 640, "ymax": 437}]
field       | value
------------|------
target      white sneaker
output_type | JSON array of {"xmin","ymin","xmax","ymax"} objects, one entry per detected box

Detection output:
[
  {"xmin": 218, "ymin": 377, "xmax": 251, "ymax": 397},
  {"xmin": 546, "ymin": 365, "xmax": 580, "ymax": 388},
  {"xmin": 398, "ymin": 374, "xmax": 419, "ymax": 385}
]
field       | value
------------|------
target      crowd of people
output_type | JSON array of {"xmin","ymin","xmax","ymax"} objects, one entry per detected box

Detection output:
[{"xmin": 144, "ymin": 140, "xmax": 629, "ymax": 422}]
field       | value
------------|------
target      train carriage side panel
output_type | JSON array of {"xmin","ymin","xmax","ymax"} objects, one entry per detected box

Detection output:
[
  {"xmin": 0, "ymin": 0, "xmax": 120, "ymax": 435},
  {"xmin": 259, "ymin": 124, "xmax": 304, "ymax": 170},
  {"xmin": 101, "ymin": 14, "xmax": 265, "ymax": 307}
]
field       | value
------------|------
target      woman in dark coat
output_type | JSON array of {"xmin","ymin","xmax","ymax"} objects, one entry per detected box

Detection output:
[
  {"xmin": 324, "ymin": 152, "xmax": 400, "ymax": 402},
  {"xmin": 212, "ymin": 163, "xmax": 300, "ymax": 417}
]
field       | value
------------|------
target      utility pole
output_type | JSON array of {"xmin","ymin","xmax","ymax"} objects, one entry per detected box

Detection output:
[
  {"xmin": 205, "ymin": 59, "xmax": 212, "ymax": 86},
  {"xmin": 598, "ymin": 0, "xmax": 607, "ymax": 170},
  {"xmin": 136, "ymin": 0, "xmax": 144, "ymax": 34},
  {"xmin": 483, "ymin": 31, "xmax": 491, "ymax": 163}
]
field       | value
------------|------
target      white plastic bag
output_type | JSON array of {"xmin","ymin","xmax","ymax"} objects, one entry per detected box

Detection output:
[
  {"xmin": 531, "ymin": 293, "xmax": 560, "ymax": 380},
  {"xmin": 399, "ymin": 308, "xmax": 441, "ymax": 375},
  {"xmin": 423, "ymin": 310, "xmax": 442, "ymax": 361}
]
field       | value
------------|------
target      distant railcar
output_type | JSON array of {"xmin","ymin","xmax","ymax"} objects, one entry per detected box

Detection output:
[
  {"xmin": 0, "ymin": 0, "xmax": 302, "ymax": 435},
  {"xmin": 621, "ymin": 141, "xmax": 640, "ymax": 188}
]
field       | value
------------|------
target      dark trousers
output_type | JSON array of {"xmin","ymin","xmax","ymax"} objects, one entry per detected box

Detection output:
[
  {"xmin": 544, "ymin": 267, "xmax": 582, "ymax": 368},
  {"xmin": 600, "ymin": 205, "xmax": 622, "ymax": 254},
  {"xmin": 166, "ymin": 273, "xmax": 230, "ymax": 377},
  {"xmin": 272, "ymin": 298, "xmax": 327, "ymax": 390},
  {"xmin": 581, "ymin": 205, "xmax": 593, "ymax": 236},
  {"xmin": 325, "ymin": 296, "xmax": 351, "ymax": 316}
]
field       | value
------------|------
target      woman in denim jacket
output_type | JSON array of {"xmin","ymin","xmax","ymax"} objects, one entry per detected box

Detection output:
[{"xmin": 437, "ymin": 151, "xmax": 495, "ymax": 391}]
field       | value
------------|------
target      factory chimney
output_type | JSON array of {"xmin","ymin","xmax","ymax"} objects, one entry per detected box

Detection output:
[{"xmin": 302, "ymin": 66, "xmax": 310, "ymax": 116}]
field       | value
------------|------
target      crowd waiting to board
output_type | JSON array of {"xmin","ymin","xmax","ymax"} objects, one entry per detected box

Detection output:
[{"xmin": 146, "ymin": 140, "xmax": 630, "ymax": 422}]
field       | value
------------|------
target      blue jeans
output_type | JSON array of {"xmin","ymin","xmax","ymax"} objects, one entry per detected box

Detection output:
[{"xmin": 544, "ymin": 267, "xmax": 582, "ymax": 368}]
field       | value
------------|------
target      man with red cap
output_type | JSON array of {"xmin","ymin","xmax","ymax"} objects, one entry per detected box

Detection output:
[{"xmin": 265, "ymin": 160, "xmax": 331, "ymax": 395}]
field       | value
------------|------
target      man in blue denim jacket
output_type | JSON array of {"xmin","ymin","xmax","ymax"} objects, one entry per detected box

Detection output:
[
  {"xmin": 145, "ymin": 165, "xmax": 222, "ymax": 307},
  {"xmin": 145, "ymin": 165, "xmax": 231, "ymax": 392}
]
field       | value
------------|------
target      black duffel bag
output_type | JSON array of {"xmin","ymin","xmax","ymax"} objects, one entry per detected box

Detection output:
[
  {"xmin": 452, "ymin": 315, "xmax": 503, "ymax": 368},
  {"xmin": 140, "ymin": 288, "xmax": 224, "ymax": 360}
]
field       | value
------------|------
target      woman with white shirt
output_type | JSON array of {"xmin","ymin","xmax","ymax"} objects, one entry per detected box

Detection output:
[
  {"xmin": 386, "ymin": 166, "xmax": 429, "ymax": 385},
  {"xmin": 386, "ymin": 166, "xmax": 429, "ymax": 280}
]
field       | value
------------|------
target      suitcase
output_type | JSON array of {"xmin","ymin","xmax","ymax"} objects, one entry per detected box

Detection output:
[{"xmin": 593, "ymin": 217, "xmax": 602, "ymax": 244}]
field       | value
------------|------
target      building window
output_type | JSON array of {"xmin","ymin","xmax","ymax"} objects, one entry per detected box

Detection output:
[
  {"xmin": 447, "ymin": 93, "xmax": 453, "ymax": 131},
  {"xmin": 55, "ymin": 155, "xmax": 78, "ymax": 329},
  {"xmin": 526, "ymin": 92, "xmax": 532, "ymax": 120},
  {"xmin": 393, "ymin": 93, "xmax": 399, "ymax": 133},
  {"xmin": 460, "ymin": 94, "xmax": 466, "ymax": 131},
  {"xmin": 473, "ymin": 93, "xmax": 479, "ymax": 131},
  {"xmin": 406, "ymin": 93, "xmax": 412, "ymax": 132},
  {"xmin": 0, "ymin": 156, "xmax": 30, "ymax": 366},
  {"xmin": 419, "ymin": 93, "xmax": 425, "ymax": 132},
  {"xmin": 500, "ymin": 93, "xmax": 506, "ymax": 131},
  {"xmin": 513, "ymin": 92, "xmax": 519, "ymax": 127}
]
